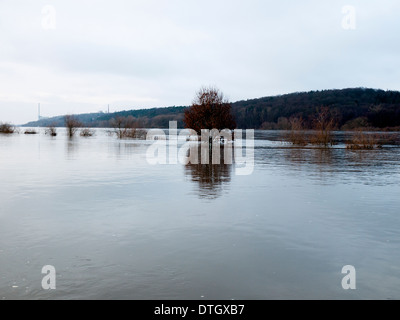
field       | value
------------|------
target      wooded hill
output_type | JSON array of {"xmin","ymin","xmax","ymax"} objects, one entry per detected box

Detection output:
[{"xmin": 23, "ymin": 88, "xmax": 400, "ymax": 130}]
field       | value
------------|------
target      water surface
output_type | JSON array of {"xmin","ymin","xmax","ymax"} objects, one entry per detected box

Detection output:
[{"xmin": 0, "ymin": 129, "xmax": 399, "ymax": 300}]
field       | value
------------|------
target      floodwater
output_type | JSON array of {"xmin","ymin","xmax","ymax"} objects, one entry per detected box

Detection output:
[{"xmin": 0, "ymin": 129, "xmax": 399, "ymax": 300}]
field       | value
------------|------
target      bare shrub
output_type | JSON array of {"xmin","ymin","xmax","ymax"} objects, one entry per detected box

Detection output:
[
  {"xmin": 0, "ymin": 123, "xmax": 15, "ymax": 134},
  {"xmin": 346, "ymin": 130, "xmax": 391, "ymax": 150},
  {"xmin": 65, "ymin": 115, "xmax": 82, "ymax": 138},
  {"xmin": 45, "ymin": 126, "xmax": 57, "ymax": 137},
  {"xmin": 24, "ymin": 129, "xmax": 38, "ymax": 135},
  {"xmin": 124, "ymin": 128, "xmax": 146, "ymax": 139},
  {"xmin": 111, "ymin": 116, "xmax": 145, "ymax": 139},
  {"xmin": 80, "ymin": 128, "xmax": 95, "ymax": 137}
]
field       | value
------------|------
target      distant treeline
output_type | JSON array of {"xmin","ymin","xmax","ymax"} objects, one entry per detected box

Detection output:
[
  {"xmin": 24, "ymin": 106, "xmax": 186, "ymax": 129},
  {"xmin": 23, "ymin": 88, "xmax": 400, "ymax": 130}
]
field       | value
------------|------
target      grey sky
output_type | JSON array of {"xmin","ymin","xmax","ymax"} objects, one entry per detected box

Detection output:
[{"xmin": 0, "ymin": 0, "xmax": 399, "ymax": 124}]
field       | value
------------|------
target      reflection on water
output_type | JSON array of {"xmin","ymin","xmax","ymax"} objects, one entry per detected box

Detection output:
[
  {"xmin": 66, "ymin": 139, "xmax": 77, "ymax": 159},
  {"xmin": 184, "ymin": 144, "xmax": 233, "ymax": 199},
  {"xmin": 254, "ymin": 143, "xmax": 400, "ymax": 186},
  {"xmin": 112, "ymin": 141, "xmax": 145, "ymax": 160},
  {"xmin": 185, "ymin": 163, "xmax": 232, "ymax": 200},
  {"xmin": 284, "ymin": 147, "xmax": 335, "ymax": 167}
]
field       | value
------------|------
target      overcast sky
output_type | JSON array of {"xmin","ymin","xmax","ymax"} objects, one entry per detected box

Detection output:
[{"xmin": 0, "ymin": 0, "xmax": 399, "ymax": 124}]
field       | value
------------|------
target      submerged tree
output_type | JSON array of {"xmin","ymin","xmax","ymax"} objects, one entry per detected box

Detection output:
[
  {"xmin": 45, "ymin": 125, "xmax": 57, "ymax": 137},
  {"xmin": 110, "ymin": 116, "xmax": 145, "ymax": 139},
  {"xmin": 311, "ymin": 107, "xmax": 336, "ymax": 147},
  {"xmin": 184, "ymin": 86, "xmax": 236, "ymax": 134},
  {"xmin": 65, "ymin": 115, "xmax": 82, "ymax": 138},
  {"xmin": 287, "ymin": 116, "xmax": 307, "ymax": 146},
  {"xmin": 0, "ymin": 123, "xmax": 15, "ymax": 134}
]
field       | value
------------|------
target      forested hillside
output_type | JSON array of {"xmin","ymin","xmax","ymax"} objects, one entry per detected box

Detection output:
[
  {"xmin": 233, "ymin": 88, "xmax": 400, "ymax": 130},
  {"xmin": 23, "ymin": 88, "xmax": 400, "ymax": 130}
]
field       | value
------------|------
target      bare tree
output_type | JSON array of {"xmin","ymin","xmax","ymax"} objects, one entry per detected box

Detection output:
[
  {"xmin": 287, "ymin": 116, "xmax": 307, "ymax": 145},
  {"xmin": 111, "ymin": 116, "xmax": 127, "ymax": 139},
  {"xmin": 111, "ymin": 116, "xmax": 143, "ymax": 139},
  {"xmin": 65, "ymin": 115, "xmax": 82, "ymax": 138},
  {"xmin": 311, "ymin": 107, "xmax": 336, "ymax": 146}
]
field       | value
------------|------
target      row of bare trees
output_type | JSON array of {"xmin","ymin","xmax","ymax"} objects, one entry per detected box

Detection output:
[
  {"xmin": 64, "ymin": 115, "xmax": 81, "ymax": 138},
  {"xmin": 0, "ymin": 115, "xmax": 144, "ymax": 139},
  {"xmin": 287, "ymin": 107, "xmax": 393, "ymax": 149},
  {"xmin": 286, "ymin": 107, "xmax": 336, "ymax": 147},
  {"xmin": 64, "ymin": 115, "xmax": 144, "ymax": 139},
  {"xmin": 109, "ymin": 116, "xmax": 146, "ymax": 139}
]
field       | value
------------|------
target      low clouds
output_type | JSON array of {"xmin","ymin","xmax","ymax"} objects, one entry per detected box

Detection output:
[{"xmin": 0, "ymin": 0, "xmax": 399, "ymax": 123}]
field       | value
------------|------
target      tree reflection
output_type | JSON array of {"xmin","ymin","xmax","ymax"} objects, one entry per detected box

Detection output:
[
  {"xmin": 184, "ymin": 144, "xmax": 233, "ymax": 199},
  {"xmin": 65, "ymin": 139, "xmax": 78, "ymax": 160},
  {"xmin": 280, "ymin": 145, "xmax": 400, "ymax": 185}
]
